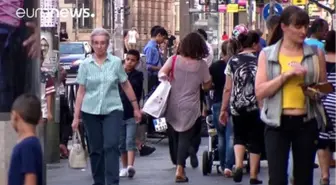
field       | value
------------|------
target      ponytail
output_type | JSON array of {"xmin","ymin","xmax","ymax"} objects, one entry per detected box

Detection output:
[{"xmin": 267, "ymin": 23, "xmax": 283, "ymax": 46}]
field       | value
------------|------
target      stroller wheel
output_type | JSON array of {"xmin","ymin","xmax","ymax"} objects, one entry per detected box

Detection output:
[{"xmin": 202, "ymin": 151, "xmax": 210, "ymax": 176}]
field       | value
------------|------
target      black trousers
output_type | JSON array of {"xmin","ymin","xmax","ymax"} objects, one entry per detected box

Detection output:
[
  {"xmin": 59, "ymin": 95, "xmax": 72, "ymax": 146},
  {"xmin": 265, "ymin": 115, "xmax": 318, "ymax": 185},
  {"xmin": 168, "ymin": 117, "xmax": 202, "ymax": 167}
]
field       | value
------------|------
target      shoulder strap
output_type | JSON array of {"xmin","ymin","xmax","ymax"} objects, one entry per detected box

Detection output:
[{"xmin": 169, "ymin": 55, "xmax": 177, "ymax": 81}]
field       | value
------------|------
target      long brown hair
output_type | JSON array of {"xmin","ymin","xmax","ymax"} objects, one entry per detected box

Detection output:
[{"xmin": 268, "ymin": 6, "xmax": 309, "ymax": 46}]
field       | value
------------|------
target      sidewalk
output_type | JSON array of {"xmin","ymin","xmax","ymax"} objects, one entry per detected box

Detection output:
[{"xmin": 47, "ymin": 138, "xmax": 335, "ymax": 185}]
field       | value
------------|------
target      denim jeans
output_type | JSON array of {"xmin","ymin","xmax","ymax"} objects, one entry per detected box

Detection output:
[
  {"xmin": 212, "ymin": 103, "xmax": 235, "ymax": 170},
  {"xmin": 119, "ymin": 118, "xmax": 137, "ymax": 153},
  {"xmin": 82, "ymin": 110, "xmax": 123, "ymax": 185}
]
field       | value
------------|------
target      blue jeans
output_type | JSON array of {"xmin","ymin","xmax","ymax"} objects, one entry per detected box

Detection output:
[
  {"xmin": 82, "ymin": 110, "xmax": 123, "ymax": 185},
  {"xmin": 119, "ymin": 118, "xmax": 137, "ymax": 153},
  {"xmin": 212, "ymin": 103, "xmax": 235, "ymax": 170}
]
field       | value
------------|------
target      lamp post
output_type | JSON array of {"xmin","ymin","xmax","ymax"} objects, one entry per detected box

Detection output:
[{"xmin": 113, "ymin": 0, "xmax": 125, "ymax": 59}]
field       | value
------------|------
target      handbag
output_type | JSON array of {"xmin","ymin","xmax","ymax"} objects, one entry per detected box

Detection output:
[
  {"xmin": 68, "ymin": 131, "xmax": 87, "ymax": 169},
  {"xmin": 142, "ymin": 56, "xmax": 177, "ymax": 118},
  {"xmin": 142, "ymin": 80, "xmax": 171, "ymax": 118}
]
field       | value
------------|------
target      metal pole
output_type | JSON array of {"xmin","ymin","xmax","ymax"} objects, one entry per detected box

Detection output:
[
  {"xmin": 75, "ymin": 0, "xmax": 79, "ymax": 41},
  {"xmin": 113, "ymin": 0, "xmax": 125, "ymax": 59},
  {"xmin": 270, "ymin": 0, "xmax": 275, "ymax": 16},
  {"xmin": 110, "ymin": 0, "xmax": 114, "ymax": 53}
]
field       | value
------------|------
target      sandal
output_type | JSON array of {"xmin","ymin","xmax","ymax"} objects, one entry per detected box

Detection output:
[
  {"xmin": 320, "ymin": 178, "xmax": 329, "ymax": 185},
  {"xmin": 175, "ymin": 176, "xmax": 189, "ymax": 183}
]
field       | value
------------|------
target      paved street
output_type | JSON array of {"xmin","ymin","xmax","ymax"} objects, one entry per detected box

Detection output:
[{"xmin": 47, "ymin": 138, "xmax": 336, "ymax": 185}]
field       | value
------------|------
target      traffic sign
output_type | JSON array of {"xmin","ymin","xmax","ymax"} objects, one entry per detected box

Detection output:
[{"xmin": 263, "ymin": 3, "xmax": 283, "ymax": 20}]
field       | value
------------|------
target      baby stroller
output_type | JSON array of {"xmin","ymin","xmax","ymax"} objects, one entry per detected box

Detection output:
[
  {"xmin": 201, "ymin": 113, "xmax": 264, "ymax": 176},
  {"xmin": 202, "ymin": 114, "xmax": 222, "ymax": 175}
]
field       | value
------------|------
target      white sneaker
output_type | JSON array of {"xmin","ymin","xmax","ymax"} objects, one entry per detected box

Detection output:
[
  {"xmin": 127, "ymin": 166, "xmax": 136, "ymax": 178},
  {"xmin": 119, "ymin": 168, "xmax": 128, "ymax": 177}
]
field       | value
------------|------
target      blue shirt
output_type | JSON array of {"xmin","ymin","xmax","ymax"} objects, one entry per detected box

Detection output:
[
  {"xmin": 8, "ymin": 136, "xmax": 43, "ymax": 185},
  {"xmin": 143, "ymin": 40, "xmax": 161, "ymax": 75},
  {"xmin": 305, "ymin": 38, "xmax": 325, "ymax": 53},
  {"xmin": 259, "ymin": 38, "xmax": 267, "ymax": 49},
  {"xmin": 76, "ymin": 54, "xmax": 128, "ymax": 115}
]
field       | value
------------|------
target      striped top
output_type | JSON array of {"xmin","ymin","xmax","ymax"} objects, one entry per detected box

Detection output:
[
  {"xmin": 76, "ymin": 54, "xmax": 128, "ymax": 115},
  {"xmin": 321, "ymin": 62, "xmax": 336, "ymax": 140}
]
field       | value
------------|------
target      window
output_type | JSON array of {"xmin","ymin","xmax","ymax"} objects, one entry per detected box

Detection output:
[
  {"xmin": 103, "ymin": 0, "xmax": 113, "ymax": 29},
  {"xmin": 72, "ymin": 0, "xmax": 93, "ymax": 29}
]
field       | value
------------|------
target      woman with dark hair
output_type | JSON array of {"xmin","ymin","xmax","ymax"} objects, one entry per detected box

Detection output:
[
  {"xmin": 210, "ymin": 39, "xmax": 239, "ymax": 177},
  {"xmin": 159, "ymin": 32, "xmax": 212, "ymax": 182},
  {"xmin": 255, "ymin": 6, "xmax": 327, "ymax": 185},
  {"xmin": 219, "ymin": 30, "xmax": 263, "ymax": 184}
]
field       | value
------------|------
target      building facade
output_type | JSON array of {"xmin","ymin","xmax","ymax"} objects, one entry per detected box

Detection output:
[{"xmin": 60, "ymin": 0, "xmax": 175, "ymax": 48}]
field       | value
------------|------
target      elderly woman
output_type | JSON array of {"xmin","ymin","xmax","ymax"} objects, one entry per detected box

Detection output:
[{"xmin": 71, "ymin": 28, "xmax": 142, "ymax": 185}]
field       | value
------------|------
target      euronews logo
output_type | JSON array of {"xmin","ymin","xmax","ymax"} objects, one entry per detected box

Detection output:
[{"xmin": 16, "ymin": 8, "xmax": 95, "ymax": 18}]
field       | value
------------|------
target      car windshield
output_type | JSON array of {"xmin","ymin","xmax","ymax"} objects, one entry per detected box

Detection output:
[{"xmin": 60, "ymin": 43, "xmax": 84, "ymax": 54}]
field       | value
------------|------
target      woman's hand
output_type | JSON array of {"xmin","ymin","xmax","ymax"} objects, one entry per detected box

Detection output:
[
  {"xmin": 288, "ymin": 63, "xmax": 307, "ymax": 76},
  {"xmin": 219, "ymin": 110, "xmax": 229, "ymax": 126},
  {"xmin": 72, "ymin": 118, "xmax": 80, "ymax": 131},
  {"xmin": 133, "ymin": 109, "xmax": 142, "ymax": 123}
]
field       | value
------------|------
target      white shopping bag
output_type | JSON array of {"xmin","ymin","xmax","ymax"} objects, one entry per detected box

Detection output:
[
  {"xmin": 153, "ymin": 117, "xmax": 168, "ymax": 132},
  {"xmin": 142, "ymin": 80, "xmax": 171, "ymax": 118},
  {"xmin": 68, "ymin": 131, "xmax": 87, "ymax": 169}
]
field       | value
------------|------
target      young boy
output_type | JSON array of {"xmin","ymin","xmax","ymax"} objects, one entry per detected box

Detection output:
[
  {"xmin": 119, "ymin": 49, "xmax": 144, "ymax": 178},
  {"xmin": 8, "ymin": 94, "xmax": 43, "ymax": 185}
]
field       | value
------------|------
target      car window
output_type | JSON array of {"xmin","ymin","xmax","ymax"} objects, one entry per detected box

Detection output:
[{"xmin": 60, "ymin": 43, "xmax": 85, "ymax": 54}]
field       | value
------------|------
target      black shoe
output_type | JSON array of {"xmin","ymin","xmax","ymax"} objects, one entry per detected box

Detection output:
[
  {"xmin": 139, "ymin": 145, "xmax": 156, "ymax": 156},
  {"xmin": 233, "ymin": 167, "xmax": 243, "ymax": 183},
  {"xmin": 250, "ymin": 178, "xmax": 263, "ymax": 184},
  {"xmin": 189, "ymin": 148, "xmax": 199, "ymax": 168},
  {"xmin": 314, "ymin": 163, "xmax": 319, "ymax": 168}
]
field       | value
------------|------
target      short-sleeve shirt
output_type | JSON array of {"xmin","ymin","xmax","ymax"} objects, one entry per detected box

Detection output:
[
  {"xmin": 224, "ymin": 53, "xmax": 258, "ymax": 115},
  {"xmin": 8, "ymin": 136, "xmax": 43, "ymax": 185},
  {"xmin": 305, "ymin": 38, "xmax": 325, "ymax": 53},
  {"xmin": 165, "ymin": 56, "xmax": 211, "ymax": 132},
  {"xmin": 76, "ymin": 54, "xmax": 128, "ymax": 115}
]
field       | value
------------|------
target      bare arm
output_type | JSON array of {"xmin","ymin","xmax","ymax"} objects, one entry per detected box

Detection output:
[
  {"xmin": 120, "ymin": 81, "xmax": 140, "ymax": 111},
  {"xmin": 158, "ymin": 57, "xmax": 172, "ymax": 78},
  {"xmin": 220, "ymin": 75, "xmax": 232, "ymax": 112},
  {"xmin": 74, "ymin": 85, "xmax": 85, "ymax": 119},
  {"xmin": 202, "ymin": 79, "xmax": 212, "ymax": 91},
  {"xmin": 24, "ymin": 173, "xmax": 37, "ymax": 185},
  {"xmin": 255, "ymin": 51, "xmax": 291, "ymax": 101}
]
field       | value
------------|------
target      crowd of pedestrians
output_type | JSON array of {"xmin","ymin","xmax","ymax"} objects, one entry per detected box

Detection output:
[{"xmin": 4, "ymin": 5, "xmax": 336, "ymax": 185}]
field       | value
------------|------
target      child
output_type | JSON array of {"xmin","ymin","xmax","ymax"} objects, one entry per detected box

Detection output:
[
  {"xmin": 8, "ymin": 94, "xmax": 43, "ymax": 185},
  {"xmin": 119, "ymin": 49, "xmax": 143, "ymax": 178}
]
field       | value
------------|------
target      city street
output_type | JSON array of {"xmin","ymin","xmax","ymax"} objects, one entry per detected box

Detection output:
[{"xmin": 47, "ymin": 138, "xmax": 336, "ymax": 185}]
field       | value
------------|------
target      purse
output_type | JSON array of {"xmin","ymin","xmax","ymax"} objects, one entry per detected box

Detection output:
[{"xmin": 68, "ymin": 131, "xmax": 87, "ymax": 169}]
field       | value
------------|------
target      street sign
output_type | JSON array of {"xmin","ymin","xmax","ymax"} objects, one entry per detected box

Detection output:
[
  {"xmin": 292, "ymin": 0, "xmax": 307, "ymax": 6},
  {"xmin": 227, "ymin": 4, "xmax": 239, "ymax": 12},
  {"xmin": 263, "ymin": 3, "xmax": 283, "ymax": 20}
]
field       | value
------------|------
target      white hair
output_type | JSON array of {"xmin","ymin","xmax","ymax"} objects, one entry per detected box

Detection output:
[{"xmin": 90, "ymin": 28, "xmax": 110, "ymax": 42}]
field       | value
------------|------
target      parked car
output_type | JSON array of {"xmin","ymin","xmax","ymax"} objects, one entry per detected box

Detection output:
[{"xmin": 60, "ymin": 42, "xmax": 91, "ymax": 76}]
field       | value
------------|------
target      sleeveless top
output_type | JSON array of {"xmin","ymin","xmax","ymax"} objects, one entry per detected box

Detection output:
[
  {"xmin": 165, "ymin": 56, "xmax": 211, "ymax": 132},
  {"xmin": 278, "ymin": 54, "xmax": 305, "ymax": 109}
]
